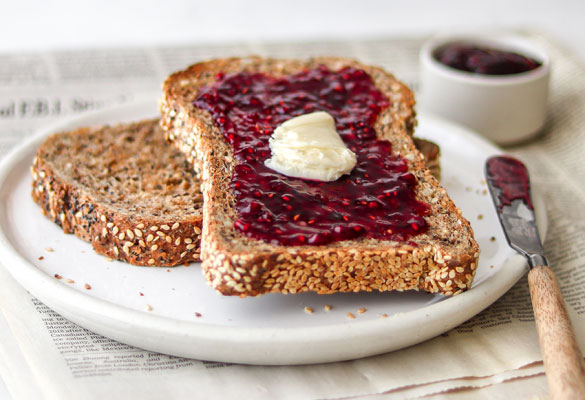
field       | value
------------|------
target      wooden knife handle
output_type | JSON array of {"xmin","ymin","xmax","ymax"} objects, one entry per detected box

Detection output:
[{"xmin": 528, "ymin": 265, "xmax": 585, "ymax": 399}]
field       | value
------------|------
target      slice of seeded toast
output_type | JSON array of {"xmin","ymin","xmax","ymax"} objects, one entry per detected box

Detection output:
[
  {"xmin": 160, "ymin": 56, "xmax": 479, "ymax": 297},
  {"xmin": 31, "ymin": 119, "xmax": 202, "ymax": 266}
]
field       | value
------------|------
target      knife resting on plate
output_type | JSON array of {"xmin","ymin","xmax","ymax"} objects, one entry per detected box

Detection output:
[{"xmin": 485, "ymin": 155, "xmax": 585, "ymax": 400}]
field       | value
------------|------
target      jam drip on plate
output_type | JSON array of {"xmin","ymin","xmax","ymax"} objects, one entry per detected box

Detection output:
[{"xmin": 194, "ymin": 65, "xmax": 429, "ymax": 246}]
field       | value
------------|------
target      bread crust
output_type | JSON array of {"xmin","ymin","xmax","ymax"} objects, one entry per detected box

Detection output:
[
  {"xmin": 413, "ymin": 138, "xmax": 441, "ymax": 181},
  {"xmin": 160, "ymin": 56, "xmax": 479, "ymax": 296},
  {"xmin": 31, "ymin": 119, "xmax": 202, "ymax": 266}
]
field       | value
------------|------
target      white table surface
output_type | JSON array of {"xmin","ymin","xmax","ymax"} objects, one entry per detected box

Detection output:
[
  {"xmin": 1, "ymin": 0, "xmax": 584, "ymax": 63},
  {"xmin": 1, "ymin": 1, "xmax": 584, "ymax": 399}
]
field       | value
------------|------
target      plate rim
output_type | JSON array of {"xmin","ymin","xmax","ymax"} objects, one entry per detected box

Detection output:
[{"xmin": 0, "ymin": 99, "xmax": 545, "ymax": 365}]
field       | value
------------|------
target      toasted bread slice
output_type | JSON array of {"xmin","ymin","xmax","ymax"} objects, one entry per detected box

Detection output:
[
  {"xmin": 160, "ymin": 57, "xmax": 479, "ymax": 297},
  {"xmin": 31, "ymin": 119, "xmax": 202, "ymax": 266},
  {"xmin": 31, "ymin": 117, "xmax": 440, "ymax": 267}
]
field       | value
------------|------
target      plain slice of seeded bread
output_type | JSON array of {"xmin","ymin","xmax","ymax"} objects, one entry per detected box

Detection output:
[
  {"xmin": 160, "ymin": 56, "xmax": 479, "ymax": 296},
  {"xmin": 31, "ymin": 119, "xmax": 202, "ymax": 266}
]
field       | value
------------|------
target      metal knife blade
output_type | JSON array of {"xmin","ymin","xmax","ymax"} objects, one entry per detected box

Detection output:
[
  {"xmin": 485, "ymin": 155, "xmax": 585, "ymax": 398},
  {"xmin": 485, "ymin": 155, "xmax": 547, "ymax": 268}
]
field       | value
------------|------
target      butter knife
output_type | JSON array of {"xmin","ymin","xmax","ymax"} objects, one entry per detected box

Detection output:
[{"xmin": 485, "ymin": 155, "xmax": 585, "ymax": 399}]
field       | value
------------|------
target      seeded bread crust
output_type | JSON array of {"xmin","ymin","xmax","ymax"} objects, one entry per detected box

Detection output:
[
  {"xmin": 31, "ymin": 119, "xmax": 202, "ymax": 266},
  {"xmin": 160, "ymin": 56, "xmax": 479, "ymax": 296},
  {"xmin": 413, "ymin": 138, "xmax": 441, "ymax": 181}
]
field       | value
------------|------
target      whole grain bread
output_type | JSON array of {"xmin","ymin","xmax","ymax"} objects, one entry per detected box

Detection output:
[
  {"xmin": 160, "ymin": 56, "xmax": 479, "ymax": 297},
  {"xmin": 31, "ymin": 119, "xmax": 202, "ymax": 266},
  {"xmin": 31, "ymin": 117, "xmax": 440, "ymax": 267}
]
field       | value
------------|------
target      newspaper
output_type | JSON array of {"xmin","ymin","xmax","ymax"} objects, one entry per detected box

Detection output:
[{"xmin": 1, "ymin": 33, "xmax": 584, "ymax": 399}]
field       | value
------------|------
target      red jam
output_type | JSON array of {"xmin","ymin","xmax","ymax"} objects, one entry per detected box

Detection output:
[
  {"xmin": 435, "ymin": 43, "xmax": 542, "ymax": 75},
  {"xmin": 194, "ymin": 66, "xmax": 429, "ymax": 246},
  {"xmin": 486, "ymin": 156, "xmax": 533, "ymax": 209}
]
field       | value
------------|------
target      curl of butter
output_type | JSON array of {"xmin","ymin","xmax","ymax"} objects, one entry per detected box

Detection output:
[{"xmin": 264, "ymin": 111, "xmax": 357, "ymax": 181}]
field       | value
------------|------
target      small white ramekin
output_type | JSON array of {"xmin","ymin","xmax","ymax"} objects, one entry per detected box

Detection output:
[{"xmin": 418, "ymin": 35, "xmax": 550, "ymax": 145}]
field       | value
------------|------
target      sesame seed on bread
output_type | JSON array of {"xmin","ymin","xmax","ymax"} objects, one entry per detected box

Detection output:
[
  {"xmin": 160, "ymin": 56, "xmax": 479, "ymax": 297},
  {"xmin": 31, "ymin": 119, "xmax": 202, "ymax": 266}
]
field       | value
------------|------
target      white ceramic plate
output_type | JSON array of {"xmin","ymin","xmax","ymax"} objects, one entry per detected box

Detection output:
[{"xmin": 0, "ymin": 99, "xmax": 546, "ymax": 365}]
